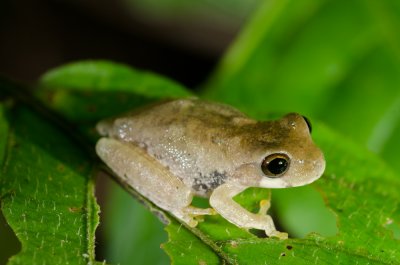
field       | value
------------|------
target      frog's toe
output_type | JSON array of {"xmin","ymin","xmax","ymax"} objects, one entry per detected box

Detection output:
[
  {"xmin": 187, "ymin": 218, "xmax": 199, "ymax": 227},
  {"xmin": 258, "ymin": 199, "xmax": 271, "ymax": 214},
  {"xmin": 178, "ymin": 213, "xmax": 199, "ymax": 227},
  {"xmin": 183, "ymin": 206, "xmax": 216, "ymax": 216},
  {"xmin": 176, "ymin": 206, "xmax": 219, "ymax": 226},
  {"xmin": 269, "ymin": 231, "xmax": 288, "ymax": 240},
  {"xmin": 194, "ymin": 215, "xmax": 205, "ymax": 223}
]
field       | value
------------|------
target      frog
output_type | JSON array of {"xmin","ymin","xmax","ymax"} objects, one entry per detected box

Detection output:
[{"xmin": 95, "ymin": 98, "xmax": 325, "ymax": 239}]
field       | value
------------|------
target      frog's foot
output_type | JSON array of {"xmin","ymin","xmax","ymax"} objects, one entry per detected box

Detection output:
[
  {"xmin": 257, "ymin": 213, "xmax": 288, "ymax": 240},
  {"xmin": 172, "ymin": 211, "xmax": 198, "ymax": 227},
  {"xmin": 183, "ymin": 206, "xmax": 217, "ymax": 216},
  {"xmin": 258, "ymin": 199, "xmax": 271, "ymax": 215},
  {"xmin": 184, "ymin": 206, "xmax": 217, "ymax": 224},
  {"xmin": 174, "ymin": 206, "xmax": 216, "ymax": 227},
  {"xmin": 268, "ymin": 230, "xmax": 289, "ymax": 240}
]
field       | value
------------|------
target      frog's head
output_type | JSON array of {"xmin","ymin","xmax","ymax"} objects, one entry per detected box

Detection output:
[{"xmin": 235, "ymin": 113, "xmax": 325, "ymax": 188}]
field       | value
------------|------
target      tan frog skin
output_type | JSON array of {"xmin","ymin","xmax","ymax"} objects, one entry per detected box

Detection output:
[{"xmin": 95, "ymin": 98, "xmax": 325, "ymax": 239}]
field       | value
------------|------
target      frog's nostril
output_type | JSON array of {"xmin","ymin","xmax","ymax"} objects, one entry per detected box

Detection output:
[{"xmin": 261, "ymin": 154, "xmax": 290, "ymax": 177}]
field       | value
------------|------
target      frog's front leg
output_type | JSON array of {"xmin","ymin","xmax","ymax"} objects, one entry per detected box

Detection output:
[
  {"xmin": 96, "ymin": 138, "xmax": 214, "ymax": 227},
  {"xmin": 209, "ymin": 183, "xmax": 288, "ymax": 239}
]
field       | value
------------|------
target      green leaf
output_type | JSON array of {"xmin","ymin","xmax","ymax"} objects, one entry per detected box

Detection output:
[
  {"xmin": 271, "ymin": 185, "xmax": 337, "ymax": 238},
  {"xmin": 163, "ymin": 124, "xmax": 400, "ymax": 264},
  {"xmin": 0, "ymin": 104, "xmax": 21, "ymax": 264},
  {"xmin": 38, "ymin": 60, "xmax": 192, "ymax": 123},
  {"xmin": 162, "ymin": 220, "xmax": 221, "ymax": 265},
  {"xmin": 32, "ymin": 57, "xmax": 400, "ymax": 264},
  {"xmin": 0, "ymin": 103, "xmax": 99, "ymax": 264},
  {"xmin": 101, "ymin": 179, "xmax": 169, "ymax": 265}
]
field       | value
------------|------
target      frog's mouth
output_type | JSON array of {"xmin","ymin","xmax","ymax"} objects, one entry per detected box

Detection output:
[{"xmin": 259, "ymin": 177, "xmax": 290, "ymax": 188}]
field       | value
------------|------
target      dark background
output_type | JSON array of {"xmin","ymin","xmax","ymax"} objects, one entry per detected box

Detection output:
[{"xmin": 0, "ymin": 0, "xmax": 254, "ymax": 88}]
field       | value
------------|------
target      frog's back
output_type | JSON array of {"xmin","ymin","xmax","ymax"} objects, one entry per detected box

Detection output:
[
  {"xmin": 133, "ymin": 98, "xmax": 248, "ymax": 129},
  {"xmin": 104, "ymin": 98, "xmax": 250, "ymax": 141}
]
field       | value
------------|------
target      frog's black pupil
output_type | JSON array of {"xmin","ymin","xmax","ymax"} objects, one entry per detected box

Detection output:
[
  {"xmin": 268, "ymin": 158, "xmax": 288, "ymax": 175},
  {"xmin": 302, "ymin": 116, "xmax": 312, "ymax": 133}
]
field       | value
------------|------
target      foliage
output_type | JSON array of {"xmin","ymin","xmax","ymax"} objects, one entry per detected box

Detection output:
[
  {"xmin": 1, "ymin": 0, "xmax": 400, "ymax": 264},
  {"xmin": 0, "ymin": 86, "xmax": 99, "ymax": 265}
]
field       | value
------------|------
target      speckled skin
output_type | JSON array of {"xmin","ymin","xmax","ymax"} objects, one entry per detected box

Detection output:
[{"xmin": 96, "ymin": 99, "xmax": 325, "ymax": 238}]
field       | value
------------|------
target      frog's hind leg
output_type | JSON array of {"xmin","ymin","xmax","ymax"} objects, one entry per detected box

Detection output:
[{"xmin": 96, "ymin": 137, "xmax": 214, "ymax": 227}]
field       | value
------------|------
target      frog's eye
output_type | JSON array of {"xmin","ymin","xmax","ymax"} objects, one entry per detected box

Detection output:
[
  {"xmin": 261, "ymin": 153, "xmax": 290, "ymax": 177},
  {"xmin": 302, "ymin": 116, "xmax": 312, "ymax": 133}
]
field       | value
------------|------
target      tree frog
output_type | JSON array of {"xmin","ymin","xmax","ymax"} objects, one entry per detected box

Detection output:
[{"xmin": 96, "ymin": 99, "xmax": 325, "ymax": 239}]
